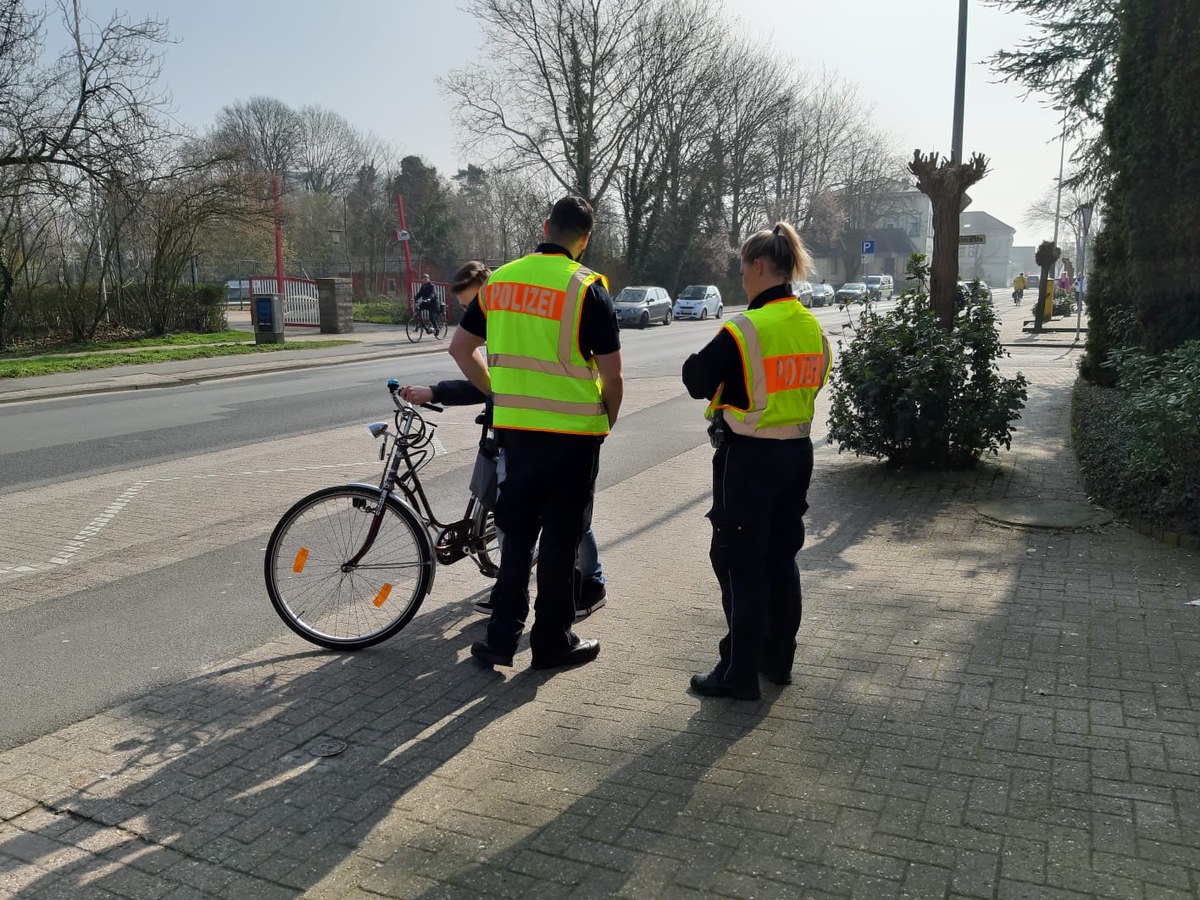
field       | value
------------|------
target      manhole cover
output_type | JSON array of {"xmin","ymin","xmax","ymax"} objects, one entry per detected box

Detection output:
[
  {"xmin": 306, "ymin": 738, "xmax": 347, "ymax": 758},
  {"xmin": 977, "ymin": 499, "xmax": 1113, "ymax": 530}
]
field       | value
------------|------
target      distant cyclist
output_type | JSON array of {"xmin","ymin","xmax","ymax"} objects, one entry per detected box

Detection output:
[{"xmin": 414, "ymin": 274, "xmax": 441, "ymax": 333}]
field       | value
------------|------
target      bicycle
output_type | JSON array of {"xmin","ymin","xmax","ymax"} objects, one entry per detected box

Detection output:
[
  {"xmin": 406, "ymin": 304, "xmax": 448, "ymax": 343},
  {"xmin": 264, "ymin": 380, "xmax": 500, "ymax": 650}
]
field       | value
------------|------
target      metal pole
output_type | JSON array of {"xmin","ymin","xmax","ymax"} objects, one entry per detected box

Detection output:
[
  {"xmin": 1051, "ymin": 114, "xmax": 1067, "ymax": 255},
  {"xmin": 951, "ymin": 0, "xmax": 968, "ymax": 165},
  {"xmin": 273, "ymin": 175, "xmax": 284, "ymax": 296}
]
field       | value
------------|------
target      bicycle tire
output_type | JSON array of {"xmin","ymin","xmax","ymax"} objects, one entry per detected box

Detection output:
[
  {"xmin": 470, "ymin": 501, "xmax": 501, "ymax": 575},
  {"xmin": 406, "ymin": 317, "xmax": 423, "ymax": 343},
  {"xmin": 433, "ymin": 314, "xmax": 448, "ymax": 340},
  {"xmin": 470, "ymin": 500, "xmax": 538, "ymax": 576},
  {"xmin": 265, "ymin": 485, "xmax": 435, "ymax": 650}
]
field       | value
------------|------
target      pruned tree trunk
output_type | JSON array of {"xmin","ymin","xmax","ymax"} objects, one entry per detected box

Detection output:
[{"xmin": 909, "ymin": 150, "xmax": 990, "ymax": 330}]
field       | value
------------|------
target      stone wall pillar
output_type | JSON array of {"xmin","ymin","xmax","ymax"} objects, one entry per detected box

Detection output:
[{"xmin": 317, "ymin": 278, "xmax": 354, "ymax": 334}]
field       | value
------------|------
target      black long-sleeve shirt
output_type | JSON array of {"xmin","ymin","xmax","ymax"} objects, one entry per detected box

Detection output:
[
  {"xmin": 430, "ymin": 379, "xmax": 487, "ymax": 406},
  {"xmin": 682, "ymin": 283, "xmax": 797, "ymax": 410}
]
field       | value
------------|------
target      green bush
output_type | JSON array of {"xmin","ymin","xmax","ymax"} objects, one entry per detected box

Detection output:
[
  {"xmin": 826, "ymin": 257, "xmax": 1029, "ymax": 469},
  {"xmin": 354, "ymin": 300, "xmax": 409, "ymax": 324},
  {"xmin": 1075, "ymin": 341, "xmax": 1200, "ymax": 533},
  {"xmin": 174, "ymin": 284, "xmax": 228, "ymax": 333}
]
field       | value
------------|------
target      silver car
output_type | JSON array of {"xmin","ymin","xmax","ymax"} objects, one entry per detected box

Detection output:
[{"xmin": 614, "ymin": 286, "xmax": 673, "ymax": 328}]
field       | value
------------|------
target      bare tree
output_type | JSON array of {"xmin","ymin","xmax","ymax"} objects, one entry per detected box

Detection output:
[
  {"xmin": 709, "ymin": 42, "xmax": 790, "ymax": 248},
  {"xmin": 122, "ymin": 136, "xmax": 269, "ymax": 334},
  {"xmin": 617, "ymin": 0, "xmax": 721, "ymax": 278},
  {"xmin": 443, "ymin": 0, "xmax": 646, "ymax": 210},
  {"xmin": 910, "ymin": 150, "xmax": 991, "ymax": 329},
  {"xmin": 213, "ymin": 96, "xmax": 301, "ymax": 178},
  {"xmin": 297, "ymin": 106, "xmax": 362, "ymax": 195},
  {"xmin": 0, "ymin": 0, "xmax": 170, "ymax": 184},
  {"xmin": 1023, "ymin": 185, "xmax": 1102, "ymax": 270}
]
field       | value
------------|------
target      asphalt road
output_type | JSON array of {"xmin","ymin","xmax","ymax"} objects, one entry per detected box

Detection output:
[{"xmin": 0, "ymin": 318, "xmax": 749, "ymax": 750}]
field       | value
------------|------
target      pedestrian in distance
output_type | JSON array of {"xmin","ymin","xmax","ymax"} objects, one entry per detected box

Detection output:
[
  {"xmin": 400, "ymin": 261, "xmax": 609, "ymax": 619},
  {"xmin": 681, "ymin": 222, "xmax": 832, "ymax": 700},
  {"xmin": 448, "ymin": 197, "xmax": 623, "ymax": 671}
]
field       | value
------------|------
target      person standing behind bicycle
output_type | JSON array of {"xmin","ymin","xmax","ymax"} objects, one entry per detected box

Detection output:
[
  {"xmin": 414, "ymin": 274, "xmax": 441, "ymax": 332},
  {"xmin": 448, "ymin": 198, "xmax": 623, "ymax": 671},
  {"xmin": 401, "ymin": 261, "xmax": 610, "ymax": 619}
]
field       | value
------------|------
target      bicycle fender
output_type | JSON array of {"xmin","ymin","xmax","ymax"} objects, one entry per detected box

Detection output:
[{"xmin": 345, "ymin": 482, "xmax": 438, "ymax": 594}]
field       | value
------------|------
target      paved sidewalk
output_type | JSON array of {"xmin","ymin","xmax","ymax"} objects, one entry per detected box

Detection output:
[{"xmin": 4, "ymin": 302, "xmax": 1198, "ymax": 899}]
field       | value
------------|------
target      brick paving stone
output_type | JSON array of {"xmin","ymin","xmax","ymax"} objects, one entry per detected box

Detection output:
[{"xmin": 2, "ymin": 334, "xmax": 1199, "ymax": 899}]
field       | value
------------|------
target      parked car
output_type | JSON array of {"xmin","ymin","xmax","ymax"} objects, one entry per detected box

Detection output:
[
  {"xmin": 792, "ymin": 280, "xmax": 814, "ymax": 307},
  {"xmin": 836, "ymin": 282, "xmax": 870, "ymax": 304},
  {"xmin": 864, "ymin": 274, "xmax": 894, "ymax": 300},
  {"xmin": 672, "ymin": 284, "xmax": 723, "ymax": 320},
  {"xmin": 810, "ymin": 282, "xmax": 836, "ymax": 307},
  {"xmin": 614, "ymin": 285, "xmax": 673, "ymax": 328},
  {"xmin": 957, "ymin": 280, "xmax": 992, "ymax": 303}
]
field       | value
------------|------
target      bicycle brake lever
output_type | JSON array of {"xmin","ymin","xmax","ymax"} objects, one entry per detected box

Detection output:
[{"xmin": 421, "ymin": 403, "xmax": 443, "ymax": 413}]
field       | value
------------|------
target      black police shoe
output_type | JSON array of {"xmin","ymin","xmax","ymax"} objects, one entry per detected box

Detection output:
[
  {"xmin": 689, "ymin": 670, "xmax": 760, "ymax": 701},
  {"xmin": 530, "ymin": 637, "xmax": 600, "ymax": 670},
  {"xmin": 470, "ymin": 640, "xmax": 514, "ymax": 668}
]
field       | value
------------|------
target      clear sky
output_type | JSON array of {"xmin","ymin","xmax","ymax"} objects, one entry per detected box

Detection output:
[{"xmin": 95, "ymin": 0, "xmax": 1073, "ymax": 247}]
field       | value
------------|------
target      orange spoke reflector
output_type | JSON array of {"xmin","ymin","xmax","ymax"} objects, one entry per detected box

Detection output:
[
  {"xmin": 373, "ymin": 583, "xmax": 393, "ymax": 608},
  {"xmin": 292, "ymin": 548, "xmax": 309, "ymax": 573}
]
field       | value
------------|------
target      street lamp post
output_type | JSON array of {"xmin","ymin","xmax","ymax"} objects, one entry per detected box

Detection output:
[
  {"xmin": 951, "ymin": 0, "xmax": 968, "ymax": 165},
  {"xmin": 1074, "ymin": 201, "xmax": 1094, "ymax": 343}
]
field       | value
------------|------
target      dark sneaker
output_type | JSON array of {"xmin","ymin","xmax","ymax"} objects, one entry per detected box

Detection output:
[
  {"xmin": 575, "ymin": 580, "xmax": 607, "ymax": 617},
  {"xmin": 474, "ymin": 597, "xmax": 494, "ymax": 613}
]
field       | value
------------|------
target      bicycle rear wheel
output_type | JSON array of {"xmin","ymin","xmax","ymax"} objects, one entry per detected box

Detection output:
[
  {"xmin": 406, "ymin": 317, "xmax": 423, "ymax": 343},
  {"xmin": 265, "ymin": 486, "xmax": 434, "ymax": 649},
  {"xmin": 433, "ymin": 314, "xmax": 448, "ymax": 339}
]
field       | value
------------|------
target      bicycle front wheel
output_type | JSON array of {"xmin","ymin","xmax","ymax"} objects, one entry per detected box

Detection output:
[
  {"xmin": 265, "ymin": 486, "xmax": 434, "ymax": 649},
  {"xmin": 406, "ymin": 317, "xmax": 423, "ymax": 343}
]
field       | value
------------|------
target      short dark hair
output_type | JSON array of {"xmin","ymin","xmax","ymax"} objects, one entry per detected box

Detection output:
[{"xmin": 547, "ymin": 195, "xmax": 594, "ymax": 244}]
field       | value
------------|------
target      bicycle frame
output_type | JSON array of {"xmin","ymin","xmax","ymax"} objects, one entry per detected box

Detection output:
[{"xmin": 346, "ymin": 383, "xmax": 495, "ymax": 576}]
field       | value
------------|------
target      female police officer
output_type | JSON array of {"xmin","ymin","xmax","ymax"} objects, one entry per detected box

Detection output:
[{"xmin": 681, "ymin": 222, "xmax": 831, "ymax": 700}]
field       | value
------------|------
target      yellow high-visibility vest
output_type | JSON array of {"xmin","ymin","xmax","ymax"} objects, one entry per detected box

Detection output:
[
  {"xmin": 480, "ymin": 253, "xmax": 610, "ymax": 436},
  {"xmin": 706, "ymin": 297, "xmax": 831, "ymax": 439}
]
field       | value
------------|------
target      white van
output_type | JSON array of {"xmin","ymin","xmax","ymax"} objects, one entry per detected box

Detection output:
[{"xmin": 864, "ymin": 274, "xmax": 894, "ymax": 299}]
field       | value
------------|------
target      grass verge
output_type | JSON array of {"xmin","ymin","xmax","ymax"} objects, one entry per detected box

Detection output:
[
  {"xmin": 0, "ymin": 341, "xmax": 358, "ymax": 379},
  {"xmin": 1, "ymin": 331, "xmax": 256, "ymax": 357}
]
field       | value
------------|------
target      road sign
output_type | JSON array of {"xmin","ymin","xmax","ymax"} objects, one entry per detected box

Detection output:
[
  {"xmin": 958, "ymin": 233, "xmax": 986, "ymax": 245},
  {"xmin": 394, "ymin": 229, "xmax": 411, "ymax": 241},
  {"xmin": 861, "ymin": 239, "xmax": 876, "ymax": 255}
]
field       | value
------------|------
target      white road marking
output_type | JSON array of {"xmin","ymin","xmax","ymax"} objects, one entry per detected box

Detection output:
[{"xmin": 0, "ymin": 462, "xmax": 379, "ymax": 578}]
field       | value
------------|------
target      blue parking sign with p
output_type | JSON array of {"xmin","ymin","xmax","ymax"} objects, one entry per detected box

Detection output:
[{"xmin": 861, "ymin": 240, "xmax": 876, "ymax": 255}]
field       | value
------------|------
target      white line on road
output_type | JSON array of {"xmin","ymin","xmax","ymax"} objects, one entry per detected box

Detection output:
[{"xmin": 0, "ymin": 462, "xmax": 379, "ymax": 578}]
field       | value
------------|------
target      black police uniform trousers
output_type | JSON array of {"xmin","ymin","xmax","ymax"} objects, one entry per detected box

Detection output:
[
  {"xmin": 707, "ymin": 434, "xmax": 814, "ymax": 688},
  {"xmin": 486, "ymin": 429, "xmax": 601, "ymax": 658}
]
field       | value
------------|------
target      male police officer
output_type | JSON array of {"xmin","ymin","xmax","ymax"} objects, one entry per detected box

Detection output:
[{"xmin": 448, "ymin": 196, "xmax": 622, "ymax": 670}]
